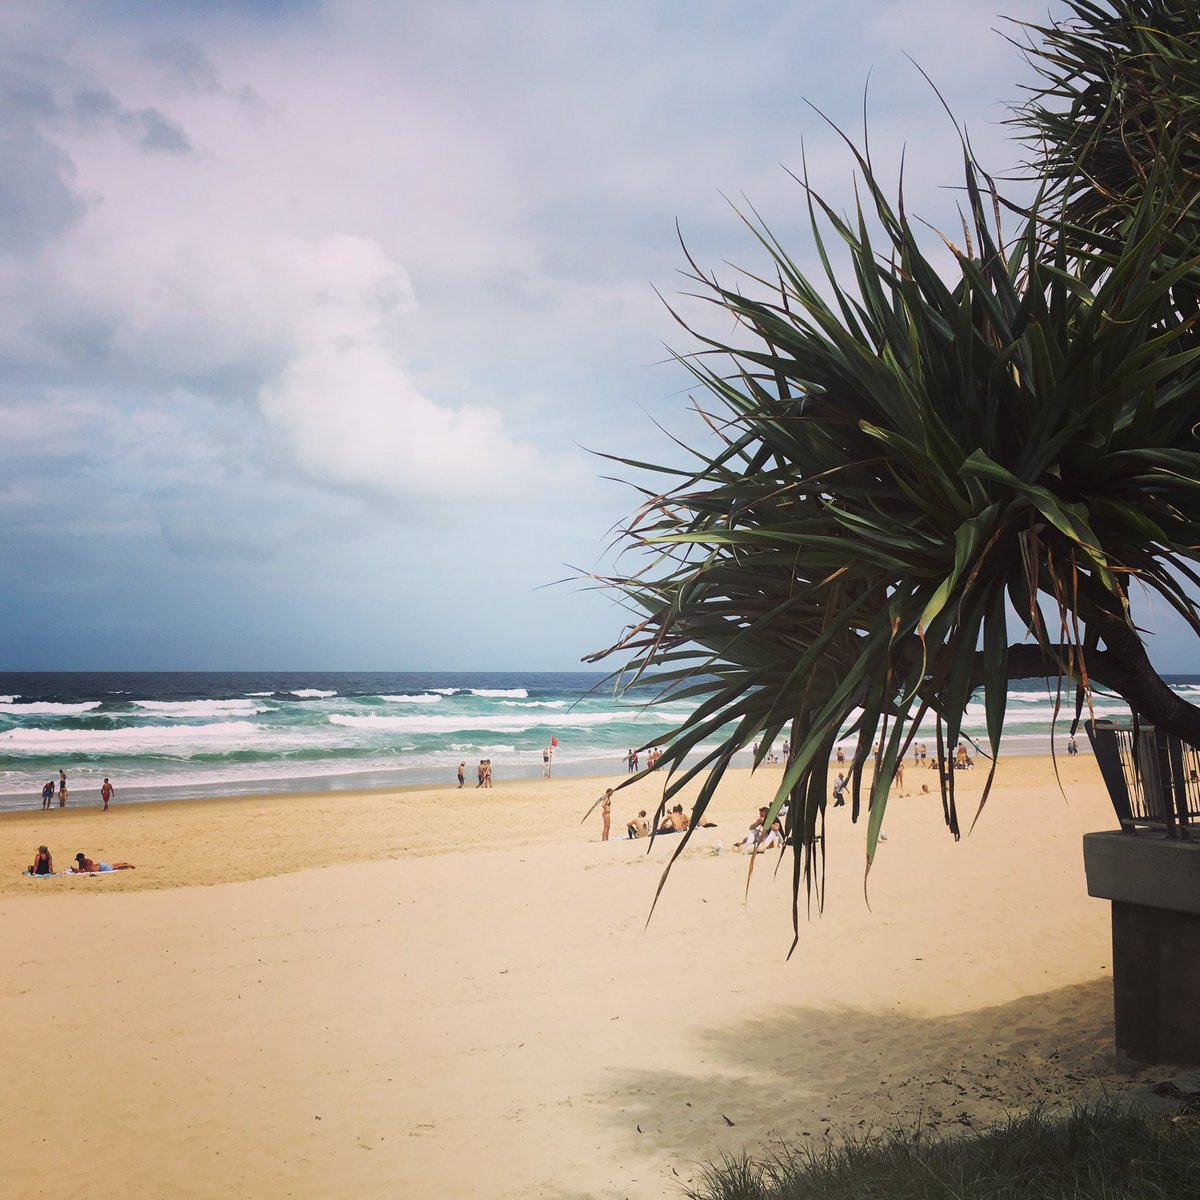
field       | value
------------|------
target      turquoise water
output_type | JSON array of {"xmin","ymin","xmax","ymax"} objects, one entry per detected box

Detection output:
[{"xmin": 0, "ymin": 669, "xmax": 1189, "ymax": 810}]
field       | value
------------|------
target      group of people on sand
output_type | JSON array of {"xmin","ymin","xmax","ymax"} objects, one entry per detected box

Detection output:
[
  {"xmin": 597, "ymin": 787, "xmax": 719, "ymax": 841},
  {"xmin": 836, "ymin": 740, "xmax": 980, "ymax": 773},
  {"xmin": 475, "ymin": 760, "xmax": 493, "ymax": 788},
  {"xmin": 38, "ymin": 770, "xmax": 115, "ymax": 811},
  {"xmin": 752, "ymin": 741, "xmax": 788, "ymax": 764},
  {"xmin": 623, "ymin": 747, "xmax": 665, "ymax": 774},
  {"xmin": 26, "ymin": 847, "xmax": 135, "ymax": 876},
  {"xmin": 733, "ymin": 806, "xmax": 786, "ymax": 852},
  {"xmin": 599, "ymin": 790, "xmax": 663, "ymax": 842}
]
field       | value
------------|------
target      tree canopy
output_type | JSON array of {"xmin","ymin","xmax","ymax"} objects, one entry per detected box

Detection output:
[{"xmin": 588, "ymin": 0, "xmax": 1200, "ymax": 933}]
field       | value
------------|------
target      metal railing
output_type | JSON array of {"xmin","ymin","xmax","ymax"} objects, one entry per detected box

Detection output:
[{"xmin": 1085, "ymin": 718, "xmax": 1200, "ymax": 838}]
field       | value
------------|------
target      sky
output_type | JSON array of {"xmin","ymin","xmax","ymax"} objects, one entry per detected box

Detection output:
[{"xmin": 4, "ymin": 0, "xmax": 1193, "ymax": 673}]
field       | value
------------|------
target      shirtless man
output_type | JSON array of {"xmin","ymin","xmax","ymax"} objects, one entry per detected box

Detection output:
[
  {"xmin": 666, "ymin": 804, "xmax": 689, "ymax": 832},
  {"xmin": 100, "ymin": 778, "xmax": 114, "ymax": 811},
  {"xmin": 70, "ymin": 853, "xmax": 135, "ymax": 873},
  {"xmin": 626, "ymin": 810, "xmax": 649, "ymax": 839}
]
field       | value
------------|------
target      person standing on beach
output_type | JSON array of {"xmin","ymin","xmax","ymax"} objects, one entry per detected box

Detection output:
[
  {"xmin": 476, "ymin": 761, "xmax": 485, "ymax": 788},
  {"xmin": 41, "ymin": 781, "xmax": 54, "ymax": 810},
  {"xmin": 600, "ymin": 789, "xmax": 612, "ymax": 841},
  {"xmin": 100, "ymin": 778, "xmax": 114, "ymax": 811},
  {"xmin": 58, "ymin": 771, "xmax": 68, "ymax": 808},
  {"xmin": 543, "ymin": 747, "xmax": 551, "ymax": 778},
  {"xmin": 457, "ymin": 762, "xmax": 466, "ymax": 788}
]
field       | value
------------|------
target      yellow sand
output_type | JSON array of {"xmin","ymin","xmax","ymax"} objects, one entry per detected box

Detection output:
[{"xmin": 0, "ymin": 757, "xmax": 1157, "ymax": 1198}]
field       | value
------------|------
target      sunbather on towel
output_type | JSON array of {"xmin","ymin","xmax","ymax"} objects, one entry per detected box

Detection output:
[
  {"xmin": 658, "ymin": 805, "xmax": 690, "ymax": 834},
  {"xmin": 70, "ymin": 853, "xmax": 135, "ymax": 873},
  {"xmin": 28, "ymin": 846, "xmax": 53, "ymax": 875}
]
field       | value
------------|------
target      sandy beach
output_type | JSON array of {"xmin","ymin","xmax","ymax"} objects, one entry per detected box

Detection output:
[{"xmin": 0, "ymin": 755, "xmax": 1162, "ymax": 1198}]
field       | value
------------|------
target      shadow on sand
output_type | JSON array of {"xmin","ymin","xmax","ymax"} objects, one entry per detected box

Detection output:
[{"xmin": 548, "ymin": 975, "xmax": 1169, "ymax": 1198}]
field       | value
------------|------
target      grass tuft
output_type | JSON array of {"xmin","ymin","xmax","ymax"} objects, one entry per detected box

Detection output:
[{"xmin": 684, "ymin": 1098, "xmax": 1200, "ymax": 1199}]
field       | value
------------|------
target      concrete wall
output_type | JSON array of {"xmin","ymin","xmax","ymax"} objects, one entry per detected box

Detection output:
[{"xmin": 1083, "ymin": 831, "xmax": 1200, "ymax": 1068}]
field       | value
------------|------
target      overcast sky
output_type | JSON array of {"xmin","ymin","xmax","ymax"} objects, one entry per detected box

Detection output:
[{"xmin": 7, "ymin": 0, "xmax": 1188, "ymax": 674}]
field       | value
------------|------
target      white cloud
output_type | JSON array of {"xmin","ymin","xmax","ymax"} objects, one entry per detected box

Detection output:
[{"xmin": 259, "ymin": 337, "xmax": 540, "ymax": 501}]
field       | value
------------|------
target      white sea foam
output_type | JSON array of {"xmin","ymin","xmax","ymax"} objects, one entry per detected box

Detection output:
[
  {"xmin": 470, "ymin": 688, "xmax": 528, "ymax": 699},
  {"xmin": 2, "ymin": 701, "xmax": 102, "ymax": 716},
  {"xmin": 0, "ymin": 695, "xmax": 17, "ymax": 704},
  {"xmin": 327, "ymin": 710, "xmax": 625, "ymax": 734},
  {"xmin": 379, "ymin": 694, "xmax": 443, "ymax": 705},
  {"xmin": 0, "ymin": 721, "xmax": 291, "ymax": 754},
  {"xmin": 133, "ymin": 699, "xmax": 270, "ymax": 717},
  {"xmin": 499, "ymin": 700, "xmax": 567, "ymax": 709},
  {"xmin": 963, "ymin": 700, "xmax": 1130, "ymax": 724},
  {"xmin": 290, "ymin": 689, "xmax": 337, "ymax": 699},
  {"xmin": 245, "ymin": 691, "xmax": 275, "ymax": 697},
  {"xmin": 430, "ymin": 688, "xmax": 458, "ymax": 696}
]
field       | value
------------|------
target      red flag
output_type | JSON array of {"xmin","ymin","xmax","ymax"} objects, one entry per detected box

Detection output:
[{"xmin": 550, "ymin": 735, "xmax": 558, "ymax": 746}]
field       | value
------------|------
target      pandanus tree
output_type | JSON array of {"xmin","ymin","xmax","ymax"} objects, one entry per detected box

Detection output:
[{"xmin": 587, "ymin": 0, "xmax": 1200, "ymax": 936}]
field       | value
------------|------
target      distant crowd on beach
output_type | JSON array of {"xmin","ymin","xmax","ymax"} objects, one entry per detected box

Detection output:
[
  {"xmin": 37, "ymin": 770, "xmax": 115, "ymax": 811},
  {"xmin": 454, "ymin": 739, "xmax": 568, "ymax": 788},
  {"xmin": 834, "ymin": 733, "xmax": 1079, "ymax": 776},
  {"xmin": 22, "ymin": 769, "xmax": 131, "ymax": 879},
  {"xmin": 625, "ymin": 747, "xmax": 663, "ymax": 772},
  {"xmin": 752, "ymin": 741, "xmax": 788, "ymax": 763}
]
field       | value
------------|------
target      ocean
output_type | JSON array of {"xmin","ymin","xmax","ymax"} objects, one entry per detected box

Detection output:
[{"xmin": 1, "ymin": 670, "xmax": 1196, "ymax": 811}]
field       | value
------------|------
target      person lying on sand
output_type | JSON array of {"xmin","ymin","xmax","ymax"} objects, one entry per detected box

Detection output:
[{"xmin": 70, "ymin": 853, "xmax": 135, "ymax": 873}]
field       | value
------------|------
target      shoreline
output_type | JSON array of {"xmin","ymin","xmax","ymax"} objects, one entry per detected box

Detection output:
[{"xmin": 0, "ymin": 739, "xmax": 1095, "ymax": 814}]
